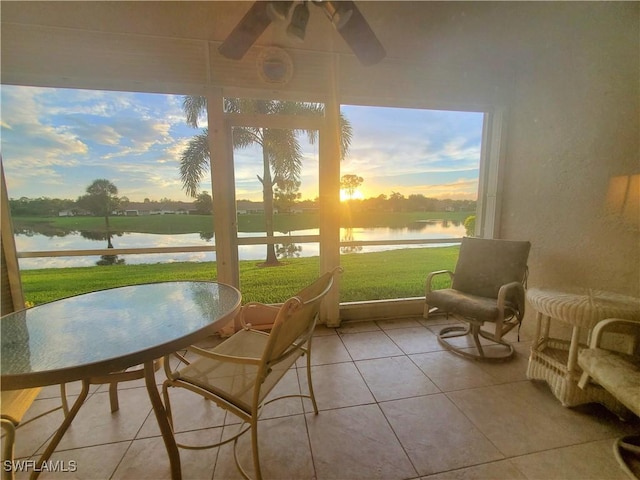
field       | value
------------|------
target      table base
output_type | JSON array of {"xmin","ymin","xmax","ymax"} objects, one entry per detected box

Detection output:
[
  {"xmin": 27, "ymin": 361, "xmax": 181, "ymax": 480},
  {"xmin": 144, "ymin": 360, "xmax": 181, "ymax": 480},
  {"xmin": 31, "ymin": 380, "xmax": 90, "ymax": 480}
]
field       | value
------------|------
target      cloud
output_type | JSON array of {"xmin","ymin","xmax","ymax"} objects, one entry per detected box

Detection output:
[
  {"xmin": 65, "ymin": 121, "xmax": 122, "ymax": 146},
  {"xmin": 1, "ymin": 86, "xmax": 89, "ymax": 167},
  {"xmin": 1, "ymin": 86, "xmax": 200, "ymax": 200},
  {"xmin": 163, "ymin": 137, "xmax": 191, "ymax": 162},
  {"xmin": 2, "ymin": 87, "xmax": 485, "ymax": 202},
  {"xmin": 337, "ymin": 106, "xmax": 483, "ymax": 200}
]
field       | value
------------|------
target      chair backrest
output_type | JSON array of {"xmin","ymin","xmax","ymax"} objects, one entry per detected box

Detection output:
[
  {"xmin": 262, "ymin": 268, "xmax": 340, "ymax": 365},
  {"xmin": 1, "ymin": 161, "xmax": 25, "ymax": 316},
  {"xmin": 452, "ymin": 237, "xmax": 531, "ymax": 299}
]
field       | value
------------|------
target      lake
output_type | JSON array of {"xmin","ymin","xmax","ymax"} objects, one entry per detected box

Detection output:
[{"xmin": 15, "ymin": 220, "xmax": 466, "ymax": 269}]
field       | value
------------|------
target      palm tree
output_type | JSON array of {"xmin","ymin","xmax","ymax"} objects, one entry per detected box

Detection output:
[{"xmin": 180, "ymin": 96, "xmax": 352, "ymax": 266}]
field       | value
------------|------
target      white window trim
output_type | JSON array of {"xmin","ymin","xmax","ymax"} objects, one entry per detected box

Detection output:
[{"xmin": 476, "ymin": 107, "xmax": 507, "ymax": 239}]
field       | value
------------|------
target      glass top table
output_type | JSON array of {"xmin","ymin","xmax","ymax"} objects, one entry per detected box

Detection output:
[{"xmin": 1, "ymin": 281, "xmax": 241, "ymax": 479}]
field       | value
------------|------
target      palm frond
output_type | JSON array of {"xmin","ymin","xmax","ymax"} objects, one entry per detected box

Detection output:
[
  {"xmin": 224, "ymin": 97, "xmax": 242, "ymax": 114},
  {"xmin": 265, "ymin": 129, "xmax": 303, "ymax": 183},
  {"xmin": 183, "ymin": 96, "xmax": 207, "ymax": 128},
  {"xmin": 180, "ymin": 130, "xmax": 210, "ymax": 197},
  {"xmin": 178, "ymin": 98, "xmax": 353, "ymax": 199},
  {"xmin": 232, "ymin": 126, "xmax": 264, "ymax": 149},
  {"xmin": 339, "ymin": 111, "xmax": 353, "ymax": 160}
]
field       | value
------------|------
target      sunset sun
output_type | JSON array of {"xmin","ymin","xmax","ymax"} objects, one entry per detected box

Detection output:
[{"xmin": 340, "ymin": 189, "xmax": 364, "ymax": 202}]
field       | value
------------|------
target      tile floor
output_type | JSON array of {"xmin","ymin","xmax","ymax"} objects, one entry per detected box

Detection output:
[{"xmin": 9, "ymin": 316, "xmax": 639, "ymax": 480}]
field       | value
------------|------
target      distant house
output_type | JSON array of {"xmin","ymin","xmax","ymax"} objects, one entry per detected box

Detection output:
[
  {"xmin": 236, "ymin": 200, "xmax": 265, "ymax": 214},
  {"xmin": 120, "ymin": 201, "xmax": 197, "ymax": 216},
  {"xmin": 59, "ymin": 208, "xmax": 91, "ymax": 216},
  {"xmin": 290, "ymin": 206, "xmax": 319, "ymax": 214},
  {"xmin": 291, "ymin": 200, "xmax": 319, "ymax": 214}
]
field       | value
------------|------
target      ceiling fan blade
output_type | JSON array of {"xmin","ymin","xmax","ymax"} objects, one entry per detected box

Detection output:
[
  {"xmin": 218, "ymin": 2, "xmax": 273, "ymax": 60},
  {"xmin": 334, "ymin": 1, "xmax": 386, "ymax": 66}
]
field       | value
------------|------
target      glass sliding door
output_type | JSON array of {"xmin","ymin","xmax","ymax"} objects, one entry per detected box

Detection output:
[
  {"xmin": 225, "ymin": 97, "xmax": 324, "ymax": 304},
  {"xmin": 1, "ymin": 85, "xmax": 216, "ymax": 305},
  {"xmin": 337, "ymin": 105, "xmax": 485, "ymax": 302}
]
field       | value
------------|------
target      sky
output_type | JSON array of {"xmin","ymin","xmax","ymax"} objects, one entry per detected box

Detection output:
[{"xmin": 0, "ymin": 85, "xmax": 484, "ymax": 203}]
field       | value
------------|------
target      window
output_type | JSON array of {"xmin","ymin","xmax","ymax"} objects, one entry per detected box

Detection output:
[
  {"xmin": 226, "ymin": 97, "xmax": 324, "ymax": 302},
  {"xmin": 2, "ymin": 84, "xmax": 500, "ymax": 309},
  {"xmin": 1, "ymin": 85, "xmax": 217, "ymax": 304},
  {"xmin": 337, "ymin": 105, "xmax": 485, "ymax": 301}
]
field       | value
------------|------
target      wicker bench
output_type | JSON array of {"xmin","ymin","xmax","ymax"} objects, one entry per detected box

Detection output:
[{"xmin": 578, "ymin": 318, "xmax": 640, "ymax": 480}]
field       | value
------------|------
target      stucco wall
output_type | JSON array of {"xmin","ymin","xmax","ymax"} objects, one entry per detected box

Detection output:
[{"xmin": 499, "ymin": 2, "xmax": 640, "ymax": 334}]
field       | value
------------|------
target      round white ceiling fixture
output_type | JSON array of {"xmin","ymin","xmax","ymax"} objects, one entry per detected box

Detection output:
[{"xmin": 257, "ymin": 47, "xmax": 294, "ymax": 84}]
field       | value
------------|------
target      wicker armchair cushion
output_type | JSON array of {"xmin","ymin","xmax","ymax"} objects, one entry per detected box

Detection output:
[
  {"xmin": 578, "ymin": 348, "xmax": 640, "ymax": 416},
  {"xmin": 426, "ymin": 288, "xmax": 517, "ymax": 323}
]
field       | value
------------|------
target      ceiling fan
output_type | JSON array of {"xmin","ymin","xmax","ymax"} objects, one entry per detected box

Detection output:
[{"xmin": 218, "ymin": 1, "xmax": 386, "ymax": 66}]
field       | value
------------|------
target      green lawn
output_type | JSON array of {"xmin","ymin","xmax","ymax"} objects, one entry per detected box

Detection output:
[{"xmin": 21, "ymin": 246, "xmax": 459, "ymax": 306}]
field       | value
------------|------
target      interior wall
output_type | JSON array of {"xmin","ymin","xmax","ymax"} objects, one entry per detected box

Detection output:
[{"xmin": 498, "ymin": 2, "xmax": 640, "ymax": 334}]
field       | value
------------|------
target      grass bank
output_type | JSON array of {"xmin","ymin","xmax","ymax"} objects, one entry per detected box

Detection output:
[{"xmin": 21, "ymin": 246, "xmax": 459, "ymax": 306}]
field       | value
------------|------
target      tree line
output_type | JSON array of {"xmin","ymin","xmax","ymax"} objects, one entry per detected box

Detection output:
[
  {"xmin": 9, "ymin": 189, "xmax": 213, "ymax": 217},
  {"xmin": 10, "ymin": 191, "xmax": 475, "ymax": 217},
  {"xmin": 339, "ymin": 194, "xmax": 475, "ymax": 213}
]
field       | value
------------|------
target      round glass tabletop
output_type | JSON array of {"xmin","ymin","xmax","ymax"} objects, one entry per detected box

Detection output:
[{"xmin": 1, "ymin": 281, "xmax": 241, "ymax": 389}]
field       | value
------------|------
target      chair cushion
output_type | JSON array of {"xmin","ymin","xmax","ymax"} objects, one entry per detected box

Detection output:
[
  {"xmin": 578, "ymin": 347, "xmax": 640, "ymax": 416},
  {"xmin": 426, "ymin": 288, "xmax": 514, "ymax": 323},
  {"xmin": 1, "ymin": 388, "xmax": 42, "ymax": 424},
  {"xmin": 452, "ymin": 237, "xmax": 530, "ymax": 299},
  {"xmin": 177, "ymin": 329, "xmax": 302, "ymax": 414}
]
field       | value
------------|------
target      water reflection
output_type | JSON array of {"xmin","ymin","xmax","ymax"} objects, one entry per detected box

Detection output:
[
  {"xmin": 13, "ymin": 225, "xmax": 75, "ymax": 238},
  {"xmin": 97, "ymin": 233, "xmax": 125, "ymax": 266},
  {"xmin": 15, "ymin": 219, "xmax": 466, "ymax": 269},
  {"xmin": 341, "ymin": 228, "xmax": 363, "ymax": 254},
  {"xmin": 406, "ymin": 219, "xmax": 459, "ymax": 230},
  {"xmin": 77, "ymin": 231, "xmax": 126, "ymax": 265}
]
